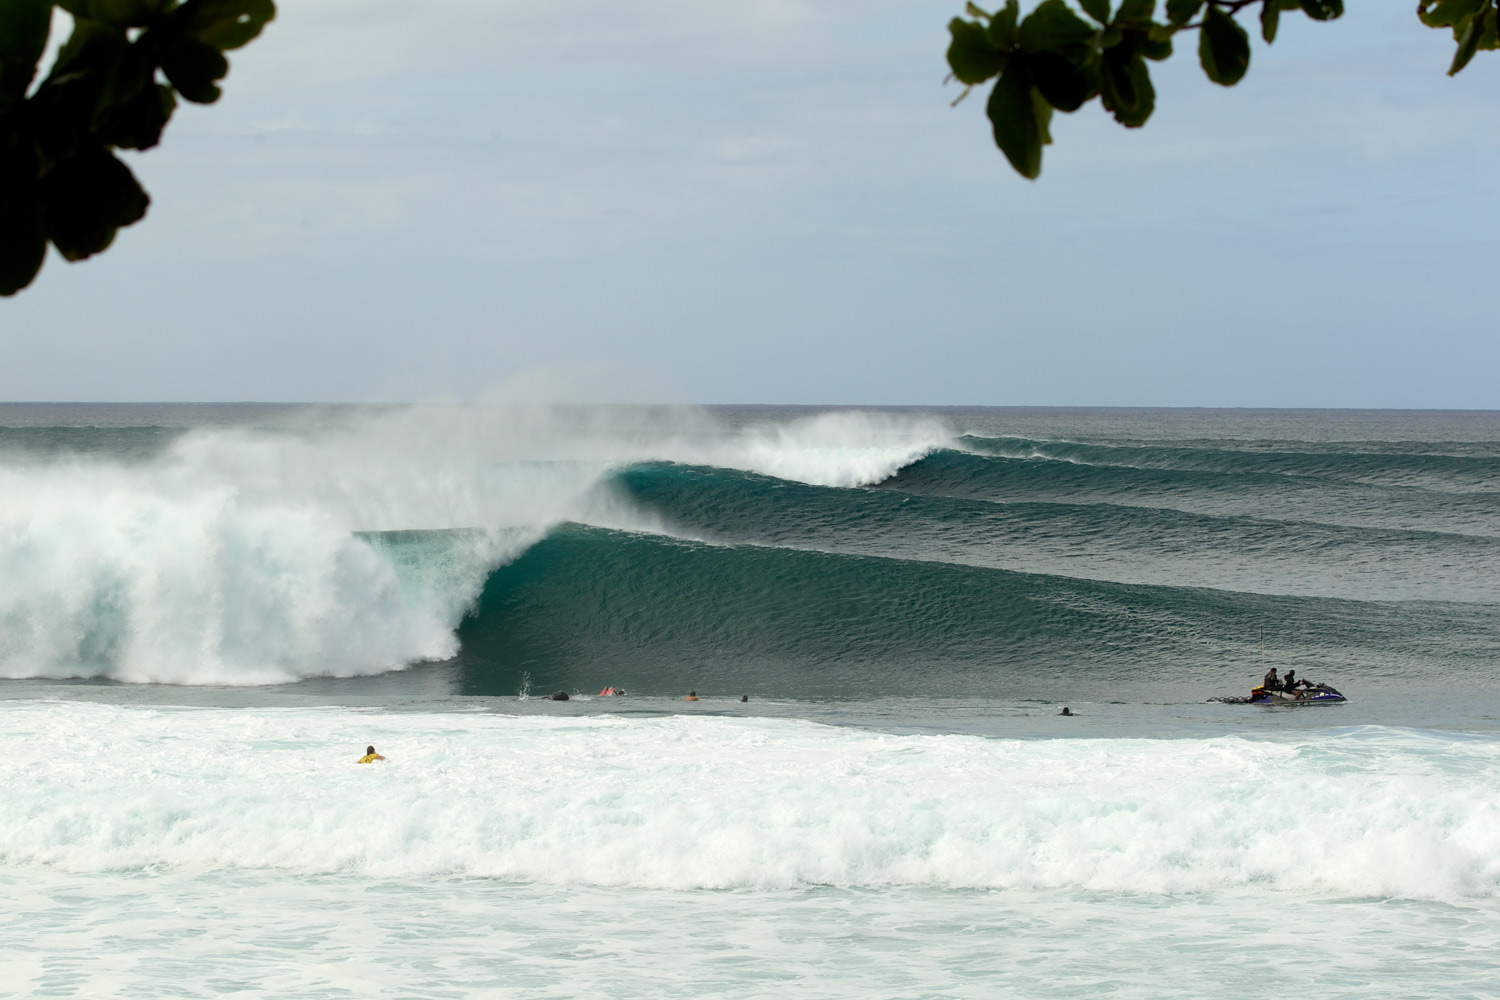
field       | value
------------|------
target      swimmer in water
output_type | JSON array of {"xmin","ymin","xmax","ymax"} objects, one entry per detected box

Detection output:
[
  {"xmin": 684, "ymin": 690, "xmax": 698, "ymax": 701},
  {"xmin": 740, "ymin": 694, "xmax": 748, "ymax": 702},
  {"xmin": 1058, "ymin": 707, "xmax": 1073, "ymax": 716},
  {"xmin": 357, "ymin": 746, "xmax": 386, "ymax": 763}
]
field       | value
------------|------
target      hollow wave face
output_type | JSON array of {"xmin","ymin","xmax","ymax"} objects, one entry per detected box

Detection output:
[
  {"xmin": 5, "ymin": 704, "xmax": 1498, "ymax": 901},
  {"xmin": 443, "ymin": 523, "xmax": 1500, "ymax": 699},
  {"xmin": 0, "ymin": 402, "xmax": 953, "ymax": 685}
]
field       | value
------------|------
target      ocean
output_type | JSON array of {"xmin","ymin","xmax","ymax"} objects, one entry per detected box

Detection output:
[{"xmin": 2, "ymin": 402, "xmax": 1498, "ymax": 998}]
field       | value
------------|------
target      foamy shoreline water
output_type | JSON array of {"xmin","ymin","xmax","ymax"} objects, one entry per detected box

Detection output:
[
  {"xmin": 4, "ymin": 702, "xmax": 1498, "ymax": 898},
  {"xmin": 6, "ymin": 870, "xmax": 1497, "ymax": 1000},
  {"xmin": 4, "ymin": 701, "xmax": 1500, "ymax": 999}
]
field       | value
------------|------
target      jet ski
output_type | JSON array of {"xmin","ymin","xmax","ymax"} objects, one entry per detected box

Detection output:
[{"xmin": 1248, "ymin": 683, "xmax": 1346, "ymax": 705}]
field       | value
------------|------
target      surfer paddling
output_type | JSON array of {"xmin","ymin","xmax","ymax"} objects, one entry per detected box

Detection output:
[{"xmin": 357, "ymin": 746, "xmax": 386, "ymax": 763}]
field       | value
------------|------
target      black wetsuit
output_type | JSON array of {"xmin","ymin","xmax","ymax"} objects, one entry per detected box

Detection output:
[{"xmin": 1263, "ymin": 670, "xmax": 1279, "ymax": 691}]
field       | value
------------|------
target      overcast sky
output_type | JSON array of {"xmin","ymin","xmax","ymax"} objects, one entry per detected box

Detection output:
[{"xmin": 2, "ymin": 1, "xmax": 1497, "ymax": 406}]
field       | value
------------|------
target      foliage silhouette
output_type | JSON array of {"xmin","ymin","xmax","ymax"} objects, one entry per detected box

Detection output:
[
  {"xmin": 1, "ymin": 0, "xmax": 274, "ymax": 295},
  {"xmin": 3, "ymin": 1, "xmax": 1493, "ymax": 294},
  {"xmin": 948, "ymin": 0, "xmax": 1499, "ymax": 178}
]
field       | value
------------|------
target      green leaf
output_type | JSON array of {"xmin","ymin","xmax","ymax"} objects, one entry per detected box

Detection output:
[
  {"xmin": 1018, "ymin": 0, "xmax": 1097, "ymax": 59},
  {"xmin": 185, "ymin": 0, "xmax": 276, "ymax": 52},
  {"xmin": 1028, "ymin": 51, "xmax": 1097, "ymax": 111},
  {"xmin": 987, "ymin": 0, "xmax": 1021, "ymax": 48},
  {"xmin": 1078, "ymin": 0, "xmax": 1111, "ymax": 24},
  {"xmin": 1100, "ymin": 42, "xmax": 1156, "ymax": 126},
  {"xmin": 0, "ymin": 0, "xmax": 52, "ymax": 108},
  {"xmin": 38, "ymin": 146, "xmax": 149, "ymax": 260},
  {"xmin": 1032, "ymin": 84, "xmax": 1054, "ymax": 146},
  {"xmin": 29, "ymin": 20, "xmax": 132, "ymax": 164},
  {"xmin": 161, "ymin": 38, "xmax": 228, "ymax": 103},
  {"xmin": 97, "ymin": 36, "xmax": 155, "ymax": 115},
  {"xmin": 1164, "ymin": 0, "xmax": 1201, "ymax": 26},
  {"xmin": 1199, "ymin": 4, "xmax": 1250, "ymax": 85},
  {"xmin": 1449, "ymin": 8, "xmax": 1484, "ymax": 73},
  {"xmin": 56, "ymin": 0, "xmax": 173, "ymax": 27},
  {"xmin": 0, "ymin": 194, "xmax": 45, "ymax": 295},
  {"xmin": 0, "ymin": 127, "xmax": 45, "ymax": 295},
  {"xmin": 1480, "ymin": 4, "xmax": 1500, "ymax": 49},
  {"xmin": 43, "ymin": 17, "xmax": 129, "ymax": 86},
  {"xmin": 1419, "ymin": 0, "xmax": 1486, "ymax": 29},
  {"xmin": 986, "ymin": 61, "xmax": 1049, "ymax": 178},
  {"xmin": 1261, "ymin": 0, "xmax": 1281, "ymax": 43},
  {"xmin": 1112, "ymin": 0, "xmax": 1155, "ymax": 26},
  {"xmin": 1139, "ymin": 27, "xmax": 1173, "ymax": 60},
  {"xmin": 948, "ymin": 18, "xmax": 1008, "ymax": 84},
  {"xmin": 97, "ymin": 80, "xmax": 175, "ymax": 150}
]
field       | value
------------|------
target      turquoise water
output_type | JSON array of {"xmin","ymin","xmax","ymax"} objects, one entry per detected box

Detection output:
[{"xmin": 2, "ymin": 404, "xmax": 1499, "ymax": 997}]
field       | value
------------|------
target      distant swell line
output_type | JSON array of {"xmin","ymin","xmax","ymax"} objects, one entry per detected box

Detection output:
[{"xmin": 954, "ymin": 435, "xmax": 1500, "ymax": 488}]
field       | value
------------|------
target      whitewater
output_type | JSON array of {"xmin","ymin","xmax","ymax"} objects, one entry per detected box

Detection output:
[{"xmin": 3, "ymin": 402, "xmax": 1500, "ymax": 998}]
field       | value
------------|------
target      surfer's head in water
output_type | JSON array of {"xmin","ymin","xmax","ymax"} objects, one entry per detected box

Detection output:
[
  {"xmin": 740, "ymin": 694, "xmax": 748, "ymax": 703},
  {"xmin": 1059, "ymin": 707, "xmax": 1072, "ymax": 716},
  {"xmin": 358, "ymin": 746, "xmax": 386, "ymax": 763},
  {"xmin": 684, "ymin": 691, "xmax": 698, "ymax": 701}
]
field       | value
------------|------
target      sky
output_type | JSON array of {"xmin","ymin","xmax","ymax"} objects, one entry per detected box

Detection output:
[{"xmin": 2, "ymin": 1, "xmax": 1497, "ymax": 406}]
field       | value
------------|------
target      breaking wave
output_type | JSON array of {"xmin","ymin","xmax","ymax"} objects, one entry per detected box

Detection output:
[{"xmin": 0, "ymin": 403, "xmax": 949, "ymax": 684}]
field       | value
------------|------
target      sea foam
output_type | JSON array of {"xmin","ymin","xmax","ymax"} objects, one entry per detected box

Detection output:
[{"xmin": 3, "ymin": 704, "xmax": 1497, "ymax": 901}]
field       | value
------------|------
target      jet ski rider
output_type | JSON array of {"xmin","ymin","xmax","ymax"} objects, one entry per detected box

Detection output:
[
  {"xmin": 1283, "ymin": 669, "xmax": 1313, "ymax": 696},
  {"xmin": 1262, "ymin": 667, "xmax": 1280, "ymax": 691}
]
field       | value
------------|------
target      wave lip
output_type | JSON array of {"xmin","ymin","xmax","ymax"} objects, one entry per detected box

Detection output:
[
  {"xmin": 4, "ymin": 705, "xmax": 1498, "ymax": 901},
  {"xmin": 697, "ymin": 410, "xmax": 950, "ymax": 488}
]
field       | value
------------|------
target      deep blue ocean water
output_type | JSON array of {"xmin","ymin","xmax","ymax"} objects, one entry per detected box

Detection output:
[{"xmin": 2, "ymin": 403, "xmax": 1498, "ymax": 998}]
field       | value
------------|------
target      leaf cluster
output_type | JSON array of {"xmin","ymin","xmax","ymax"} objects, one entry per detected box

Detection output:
[
  {"xmin": 1418, "ymin": 0, "xmax": 1500, "ymax": 75},
  {"xmin": 1, "ymin": 0, "xmax": 275, "ymax": 295},
  {"xmin": 948, "ymin": 0, "xmax": 1491, "ymax": 179}
]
